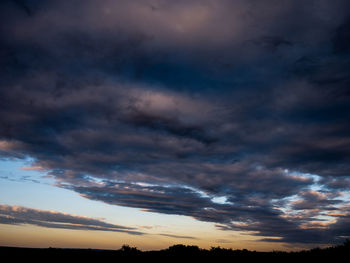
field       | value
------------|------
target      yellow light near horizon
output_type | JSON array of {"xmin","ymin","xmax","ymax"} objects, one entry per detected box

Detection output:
[{"xmin": 0, "ymin": 223, "xmax": 308, "ymax": 252}]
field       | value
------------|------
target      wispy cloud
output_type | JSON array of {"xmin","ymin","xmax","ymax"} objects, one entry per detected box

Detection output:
[
  {"xmin": 0, "ymin": 204, "xmax": 144, "ymax": 235},
  {"xmin": 157, "ymin": 233, "xmax": 197, "ymax": 240}
]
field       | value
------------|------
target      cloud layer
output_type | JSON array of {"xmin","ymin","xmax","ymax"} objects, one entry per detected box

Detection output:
[
  {"xmin": 1, "ymin": 0, "xmax": 350, "ymax": 246},
  {"xmin": 0, "ymin": 204, "xmax": 143, "ymax": 234}
]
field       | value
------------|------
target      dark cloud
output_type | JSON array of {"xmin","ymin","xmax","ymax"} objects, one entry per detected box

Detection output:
[
  {"xmin": 1, "ymin": 0, "xmax": 350, "ymax": 246},
  {"xmin": 0, "ymin": 204, "xmax": 143, "ymax": 235},
  {"xmin": 291, "ymin": 190, "xmax": 341, "ymax": 210},
  {"xmin": 62, "ymin": 178, "xmax": 349, "ymax": 244},
  {"xmin": 320, "ymin": 176, "xmax": 350, "ymax": 191},
  {"xmin": 333, "ymin": 18, "xmax": 350, "ymax": 54}
]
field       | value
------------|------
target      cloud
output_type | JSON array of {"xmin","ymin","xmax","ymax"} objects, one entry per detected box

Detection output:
[
  {"xmin": 0, "ymin": 204, "xmax": 143, "ymax": 235},
  {"xmin": 0, "ymin": 0, "xmax": 350, "ymax": 246},
  {"xmin": 20, "ymin": 165, "xmax": 44, "ymax": 171},
  {"xmin": 62, "ymin": 176, "xmax": 350, "ymax": 244},
  {"xmin": 215, "ymin": 239, "xmax": 232, "ymax": 244},
  {"xmin": 291, "ymin": 190, "xmax": 341, "ymax": 210},
  {"xmin": 157, "ymin": 234, "xmax": 197, "ymax": 240}
]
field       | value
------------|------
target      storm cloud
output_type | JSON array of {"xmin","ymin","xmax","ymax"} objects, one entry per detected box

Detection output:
[{"xmin": 1, "ymin": 0, "xmax": 350, "ymax": 246}]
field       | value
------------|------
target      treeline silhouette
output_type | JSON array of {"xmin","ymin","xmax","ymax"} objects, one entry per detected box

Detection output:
[{"xmin": 1, "ymin": 241, "xmax": 349, "ymax": 261}]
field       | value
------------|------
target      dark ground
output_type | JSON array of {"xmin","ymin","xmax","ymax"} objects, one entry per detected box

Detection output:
[{"xmin": 1, "ymin": 242, "xmax": 349, "ymax": 261}]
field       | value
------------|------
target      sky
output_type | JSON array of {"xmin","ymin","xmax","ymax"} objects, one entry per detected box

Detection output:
[{"xmin": 0, "ymin": 0, "xmax": 350, "ymax": 251}]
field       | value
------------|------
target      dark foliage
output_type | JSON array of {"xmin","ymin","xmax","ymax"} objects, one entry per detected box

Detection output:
[{"xmin": 1, "ymin": 241, "xmax": 349, "ymax": 261}]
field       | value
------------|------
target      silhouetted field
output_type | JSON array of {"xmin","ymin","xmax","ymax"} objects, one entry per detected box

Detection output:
[{"xmin": 1, "ymin": 242, "xmax": 349, "ymax": 261}]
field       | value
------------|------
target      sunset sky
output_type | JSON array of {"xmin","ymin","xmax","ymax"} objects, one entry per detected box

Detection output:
[{"xmin": 1, "ymin": 0, "xmax": 350, "ymax": 251}]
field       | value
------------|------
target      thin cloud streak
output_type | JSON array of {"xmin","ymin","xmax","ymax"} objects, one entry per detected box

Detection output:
[
  {"xmin": 157, "ymin": 234, "xmax": 197, "ymax": 240},
  {"xmin": 0, "ymin": 204, "xmax": 144, "ymax": 235}
]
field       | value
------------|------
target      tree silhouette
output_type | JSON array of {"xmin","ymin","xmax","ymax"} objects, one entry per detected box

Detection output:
[
  {"xmin": 0, "ymin": 241, "xmax": 349, "ymax": 259},
  {"xmin": 120, "ymin": 244, "xmax": 140, "ymax": 254}
]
